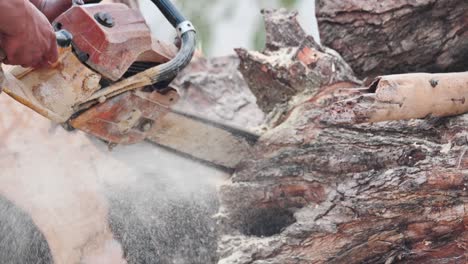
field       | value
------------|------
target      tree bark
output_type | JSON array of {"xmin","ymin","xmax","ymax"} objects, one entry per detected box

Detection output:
[
  {"xmin": 316, "ymin": 0, "xmax": 468, "ymax": 79},
  {"xmin": 217, "ymin": 9, "xmax": 467, "ymax": 264},
  {"xmin": 236, "ymin": 9, "xmax": 360, "ymax": 127}
]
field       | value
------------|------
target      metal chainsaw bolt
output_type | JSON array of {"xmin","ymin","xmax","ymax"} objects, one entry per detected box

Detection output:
[{"xmin": 94, "ymin": 12, "xmax": 115, "ymax": 28}]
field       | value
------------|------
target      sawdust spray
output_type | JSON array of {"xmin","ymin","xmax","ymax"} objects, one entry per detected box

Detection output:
[
  {"xmin": 0, "ymin": 95, "xmax": 226, "ymax": 264},
  {"xmin": 102, "ymin": 143, "xmax": 226, "ymax": 264}
]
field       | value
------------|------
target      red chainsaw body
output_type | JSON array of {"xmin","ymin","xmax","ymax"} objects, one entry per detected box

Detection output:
[
  {"xmin": 52, "ymin": 3, "xmax": 181, "ymax": 145},
  {"xmin": 70, "ymin": 89, "xmax": 180, "ymax": 145},
  {"xmin": 54, "ymin": 3, "xmax": 175, "ymax": 80}
]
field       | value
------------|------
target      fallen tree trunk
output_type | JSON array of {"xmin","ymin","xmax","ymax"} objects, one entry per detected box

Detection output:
[
  {"xmin": 316, "ymin": 0, "xmax": 468, "ymax": 79},
  {"xmin": 217, "ymin": 9, "xmax": 467, "ymax": 264}
]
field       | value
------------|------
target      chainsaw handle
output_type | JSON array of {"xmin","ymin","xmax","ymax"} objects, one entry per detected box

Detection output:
[
  {"xmin": 150, "ymin": 30, "xmax": 196, "ymax": 84},
  {"xmin": 148, "ymin": 0, "xmax": 196, "ymax": 84}
]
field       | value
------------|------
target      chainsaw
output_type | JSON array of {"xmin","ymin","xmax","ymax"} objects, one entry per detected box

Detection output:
[{"xmin": 0, "ymin": 0, "xmax": 258, "ymax": 172}]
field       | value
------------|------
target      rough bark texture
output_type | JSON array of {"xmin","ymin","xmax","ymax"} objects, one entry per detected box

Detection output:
[
  {"xmin": 236, "ymin": 9, "xmax": 360, "ymax": 127},
  {"xmin": 217, "ymin": 9, "xmax": 467, "ymax": 264},
  {"xmin": 316, "ymin": 0, "xmax": 468, "ymax": 79}
]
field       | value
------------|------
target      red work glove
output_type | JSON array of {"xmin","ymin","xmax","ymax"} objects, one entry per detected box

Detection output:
[{"xmin": 0, "ymin": 0, "xmax": 58, "ymax": 68}]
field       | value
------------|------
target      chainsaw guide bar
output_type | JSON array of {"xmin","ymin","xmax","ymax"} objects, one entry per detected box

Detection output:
[
  {"xmin": 146, "ymin": 110, "xmax": 259, "ymax": 172},
  {"xmin": 0, "ymin": 1, "xmax": 258, "ymax": 171}
]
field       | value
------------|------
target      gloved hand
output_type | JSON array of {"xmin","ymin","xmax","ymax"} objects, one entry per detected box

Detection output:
[{"xmin": 0, "ymin": 0, "xmax": 58, "ymax": 68}]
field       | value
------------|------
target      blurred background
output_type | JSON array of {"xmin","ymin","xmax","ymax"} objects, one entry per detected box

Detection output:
[{"xmin": 140, "ymin": 0, "xmax": 319, "ymax": 56}]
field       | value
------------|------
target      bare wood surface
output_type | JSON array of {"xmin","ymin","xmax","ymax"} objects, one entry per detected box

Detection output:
[{"xmin": 323, "ymin": 72, "xmax": 468, "ymax": 124}]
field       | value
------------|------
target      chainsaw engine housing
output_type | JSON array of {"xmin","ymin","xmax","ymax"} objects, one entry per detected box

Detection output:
[
  {"xmin": 54, "ymin": 3, "xmax": 176, "ymax": 81},
  {"xmin": 2, "ymin": 3, "xmax": 182, "ymax": 144}
]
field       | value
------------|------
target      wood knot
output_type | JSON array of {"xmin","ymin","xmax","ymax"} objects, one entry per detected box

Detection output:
[{"xmin": 429, "ymin": 79, "xmax": 439, "ymax": 88}]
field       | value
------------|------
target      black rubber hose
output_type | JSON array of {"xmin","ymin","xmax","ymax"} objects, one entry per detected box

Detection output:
[
  {"xmin": 150, "ymin": 30, "xmax": 196, "ymax": 84},
  {"xmin": 151, "ymin": 0, "xmax": 186, "ymax": 27},
  {"xmin": 148, "ymin": 0, "xmax": 196, "ymax": 85}
]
